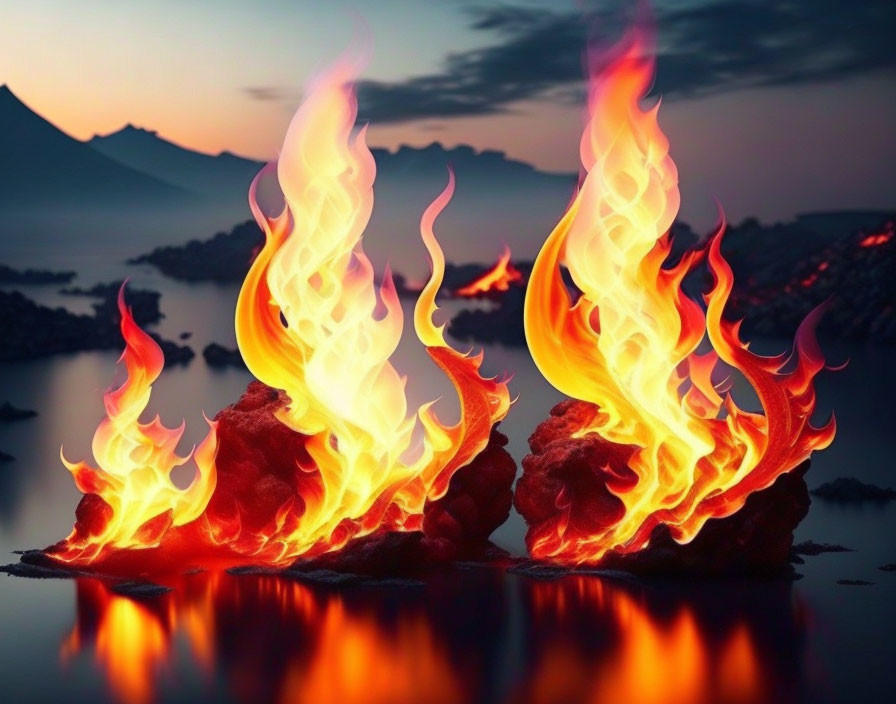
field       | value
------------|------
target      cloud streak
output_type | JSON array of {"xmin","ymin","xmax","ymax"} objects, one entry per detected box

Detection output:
[{"xmin": 350, "ymin": 0, "xmax": 895, "ymax": 123}]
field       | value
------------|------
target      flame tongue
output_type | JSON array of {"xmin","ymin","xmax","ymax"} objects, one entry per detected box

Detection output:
[
  {"xmin": 523, "ymin": 33, "xmax": 835, "ymax": 564},
  {"xmin": 455, "ymin": 245, "xmax": 524, "ymax": 297},
  {"xmin": 55, "ymin": 286, "xmax": 217, "ymax": 563},
  {"xmin": 232, "ymin": 58, "xmax": 510, "ymax": 564}
]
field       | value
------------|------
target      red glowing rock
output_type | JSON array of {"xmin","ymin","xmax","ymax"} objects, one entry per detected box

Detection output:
[
  {"xmin": 210, "ymin": 381, "xmax": 516, "ymax": 568},
  {"xmin": 515, "ymin": 400, "xmax": 810, "ymax": 576}
]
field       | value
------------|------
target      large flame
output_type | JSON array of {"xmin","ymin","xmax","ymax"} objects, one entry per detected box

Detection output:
[
  {"xmin": 52, "ymin": 286, "xmax": 217, "ymax": 563},
  {"xmin": 455, "ymin": 245, "xmax": 525, "ymax": 297},
  {"xmin": 522, "ymin": 32, "xmax": 834, "ymax": 564},
  {"xmin": 230, "ymin": 57, "xmax": 510, "ymax": 564}
]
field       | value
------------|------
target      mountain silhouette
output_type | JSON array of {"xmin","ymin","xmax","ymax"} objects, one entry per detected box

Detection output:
[
  {"xmin": 0, "ymin": 85, "xmax": 188, "ymax": 208},
  {"xmin": 89, "ymin": 125, "xmax": 262, "ymax": 199}
]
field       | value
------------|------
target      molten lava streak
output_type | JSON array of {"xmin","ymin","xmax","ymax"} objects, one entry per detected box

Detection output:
[
  {"xmin": 51, "ymin": 286, "xmax": 217, "ymax": 564},
  {"xmin": 521, "ymin": 32, "xmax": 834, "ymax": 565},
  {"xmin": 455, "ymin": 245, "xmax": 525, "ymax": 297}
]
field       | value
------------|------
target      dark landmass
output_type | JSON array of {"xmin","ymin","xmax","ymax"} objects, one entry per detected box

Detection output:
[
  {"xmin": 129, "ymin": 220, "xmax": 263, "ymax": 282},
  {"xmin": 0, "ymin": 450, "xmax": 13, "ymax": 462},
  {"xmin": 60, "ymin": 280, "xmax": 163, "ymax": 326},
  {"xmin": 836, "ymin": 579, "xmax": 874, "ymax": 586},
  {"xmin": 878, "ymin": 564, "xmax": 896, "ymax": 572},
  {"xmin": 0, "ymin": 263, "xmax": 75, "ymax": 285},
  {"xmin": 89, "ymin": 124, "xmax": 261, "ymax": 199},
  {"xmin": 792, "ymin": 541, "xmax": 853, "ymax": 556},
  {"xmin": 449, "ymin": 287, "xmax": 526, "ymax": 346},
  {"xmin": 810, "ymin": 477, "xmax": 896, "ymax": 503},
  {"xmin": 179, "ymin": 331, "xmax": 192, "ymax": 340},
  {"xmin": 0, "ymin": 289, "xmax": 192, "ymax": 364},
  {"xmin": 203, "ymin": 343, "xmax": 246, "ymax": 369},
  {"xmin": 725, "ymin": 214, "xmax": 896, "ymax": 342},
  {"xmin": 514, "ymin": 399, "xmax": 810, "ymax": 578},
  {"xmin": 0, "ymin": 85, "xmax": 188, "ymax": 208},
  {"xmin": 0, "ymin": 401, "xmax": 37, "ymax": 422},
  {"xmin": 109, "ymin": 581, "xmax": 173, "ymax": 599}
]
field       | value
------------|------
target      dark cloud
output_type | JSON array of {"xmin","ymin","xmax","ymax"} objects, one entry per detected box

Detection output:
[{"xmin": 356, "ymin": 0, "xmax": 896, "ymax": 123}]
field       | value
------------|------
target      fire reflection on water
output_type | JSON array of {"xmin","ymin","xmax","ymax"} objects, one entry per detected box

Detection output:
[
  {"xmin": 59, "ymin": 570, "xmax": 805, "ymax": 704},
  {"xmin": 513, "ymin": 575, "xmax": 807, "ymax": 704}
]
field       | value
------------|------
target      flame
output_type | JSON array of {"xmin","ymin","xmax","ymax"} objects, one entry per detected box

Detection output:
[
  {"xmin": 230, "ymin": 57, "xmax": 510, "ymax": 564},
  {"xmin": 455, "ymin": 245, "xmax": 525, "ymax": 297},
  {"xmin": 52, "ymin": 286, "xmax": 217, "ymax": 563},
  {"xmin": 522, "ymin": 31, "xmax": 834, "ymax": 564},
  {"xmin": 62, "ymin": 574, "xmax": 466, "ymax": 704}
]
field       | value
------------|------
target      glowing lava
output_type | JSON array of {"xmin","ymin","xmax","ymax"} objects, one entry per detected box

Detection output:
[
  {"xmin": 522, "ymin": 31, "xmax": 835, "ymax": 565},
  {"xmin": 858, "ymin": 221, "xmax": 894, "ymax": 248},
  {"xmin": 51, "ymin": 286, "xmax": 217, "ymax": 564},
  {"xmin": 455, "ymin": 245, "xmax": 525, "ymax": 297}
]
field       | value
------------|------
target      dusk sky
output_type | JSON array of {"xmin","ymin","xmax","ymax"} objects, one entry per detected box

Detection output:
[{"xmin": 1, "ymin": 0, "xmax": 894, "ymax": 226}]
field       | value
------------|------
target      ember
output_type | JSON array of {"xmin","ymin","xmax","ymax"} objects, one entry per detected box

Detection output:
[
  {"xmin": 858, "ymin": 221, "xmax": 894, "ymax": 248},
  {"xmin": 518, "ymin": 30, "xmax": 834, "ymax": 565},
  {"xmin": 455, "ymin": 245, "xmax": 525, "ymax": 297}
]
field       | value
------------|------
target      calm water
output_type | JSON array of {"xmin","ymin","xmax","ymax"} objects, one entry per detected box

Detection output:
[{"xmin": 1, "ymin": 261, "xmax": 894, "ymax": 703}]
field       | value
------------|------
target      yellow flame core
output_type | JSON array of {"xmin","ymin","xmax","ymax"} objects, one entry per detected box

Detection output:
[
  {"xmin": 524, "ymin": 36, "xmax": 834, "ymax": 564},
  {"xmin": 234, "ymin": 59, "xmax": 510, "ymax": 564},
  {"xmin": 57, "ymin": 287, "xmax": 217, "ymax": 562}
]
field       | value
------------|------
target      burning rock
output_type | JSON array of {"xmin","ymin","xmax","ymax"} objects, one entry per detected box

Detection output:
[
  {"xmin": 515, "ymin": 400, "xmax": 812, "ymax": 577},
  {"xmin": 516, "ymin": 30, "xmax": 834, "ymax": 567},
  {"xmin": 37, "ymin": 54, "xmax": 512, "ymax": 575},
  {"xmin": 210, "ymin": 382, "xmax": 516, "ymax": 572}
]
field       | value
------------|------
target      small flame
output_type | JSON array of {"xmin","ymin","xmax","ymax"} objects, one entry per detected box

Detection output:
[
  {"xmin": 455, "ymin": 245, "xmax": 525, "ymax": 297},
  {"xmin": 522, "ymin": 31, "xmax": 834, "ymax": 564},
  {"xmin": 229, "ymin": 57, "xmax": 510, "ymax": 564},
  {"xmin": 52, "ymin": 285, "xmax": 217, "ymax": 563}
]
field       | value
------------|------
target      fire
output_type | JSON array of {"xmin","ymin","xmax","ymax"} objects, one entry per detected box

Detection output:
[
  {"xmin": 52, "ymin": 286, "xmax": 217, "ymax": 563},
  {"xmin": 522, "ymin": 32, "xmax": 835, "ymax": 564},
  {"xmin": 229, "ymin": 57, "xmax": 510, "ymax": 564},
  {"xmin": 45, "ymin": 56, "xmax": 508, "ymax": 570},
  {"xmin": 455, "ymin": 245, "xmax": 525, "ymax": 297}
]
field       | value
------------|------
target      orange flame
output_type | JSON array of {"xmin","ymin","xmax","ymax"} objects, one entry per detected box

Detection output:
[
  {"xmin": 228, "ymin": 57, "xmax": 510, "ymax": 564},
  {"xmin": 455, "ymin": 245, "xmax": 525, "ymax": 297},
  {"xmin": 52, "ymin": 286, "xmax": 217, "ymax": 563},
  {"xmin": 522, "ymin": 32, "xmax": 834, "ymax": 564}
]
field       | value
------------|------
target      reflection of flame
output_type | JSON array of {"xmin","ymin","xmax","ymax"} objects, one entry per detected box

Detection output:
[
  {"xmin": 62, "ymin": 574, "xmax": 466, "ymax": 704},
  {"xmin": 52, "ymin": 286, "xmax": 217, "ymax": 563},
  {"xmin": 228, "ymin": 57, "xmax": 510, "ymax": 564},
  {"xmin": 516, "ymin": 577, "xmax": 771, "ymax": 704},
  {"xmin": 455, "ymin": 245, "xmax": 525, "ymax": 297},
  {"xmin": 522, "ymin": 31, "xmax": 834, "ymax": 564}
]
